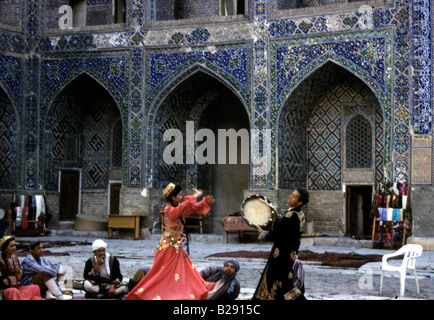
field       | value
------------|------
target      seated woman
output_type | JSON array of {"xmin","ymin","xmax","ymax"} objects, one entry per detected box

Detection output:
[{"xmin": 0, "ymin": 236, "xmax": 41, "ymax": 300}]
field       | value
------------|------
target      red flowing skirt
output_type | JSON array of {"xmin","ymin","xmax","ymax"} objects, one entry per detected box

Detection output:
[
  {"xmin": 126, "ymin": 246, "xmax": 214, "ymax": 300},
  {"xmin": 3, "ymin": 285, "xmax": 41, "ymax": 300}
]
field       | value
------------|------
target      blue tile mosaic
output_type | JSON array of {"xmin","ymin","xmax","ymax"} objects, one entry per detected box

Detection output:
[{"xmin": 0, "ymin": 0, "xmax": 431, "ymax": 191}]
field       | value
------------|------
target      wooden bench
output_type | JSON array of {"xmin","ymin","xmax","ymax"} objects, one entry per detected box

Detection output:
[
  {"xmin": 221, "ymin": 216, "xmax": 258, "ymax": 243},
  {"xmin": 108, "ymin": 215, "xmax": 141, "ymax": 240}
]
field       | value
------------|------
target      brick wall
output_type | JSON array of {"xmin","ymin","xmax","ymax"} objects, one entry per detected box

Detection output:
[
  {"xmin": 81, "ymin": 189, "xmax": 108, "ymax": 218},
  {"xmin": 305, "ymin": 190, "xmax": 345, "ymax": 236}
]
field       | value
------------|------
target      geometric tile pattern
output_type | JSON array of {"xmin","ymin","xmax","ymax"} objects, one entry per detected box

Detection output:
[
  {"xmin": 308, "ymin": 99, "xmax": 341, "ymax": 190},
  {"xmin": 0, "ymin": 89, "xmax": 18, "ymax": 188}
]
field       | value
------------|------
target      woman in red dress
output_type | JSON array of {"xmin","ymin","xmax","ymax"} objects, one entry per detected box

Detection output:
[
  {"xmin": 126, "ymin": 183, "xmax": 215, "ymax": 300},
  {"xmin": 0, "ymin": 236, "xmax": 41, "ymax": 300}
]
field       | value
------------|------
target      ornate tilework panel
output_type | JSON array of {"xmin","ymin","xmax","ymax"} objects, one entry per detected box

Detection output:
[
  {"xmin": 83, "ymin": 102, "xmax": 110, "ymax": 188},
  {"xmin": 112, "ymin": 119, "xmax": 123, "ymax": 167},
  {"xmin": 44, "ymin": 95, "xmax": 83, "ymax": 190},
  {"xmin": 411, "ymin": 0, "xmax": 432, "ymax": 134},
  {"xmin": 308, "ymin": 96, "xmax": 341, "ymax": 190},
  {"xmin": 375, "ymin": 107, "xmax": 385, "ymax": 183},
  {"xmin": 0, "ymin": 88, "xmax": 18, "ymax": 188},
  {"xmin": 145, "ymin": 45, "xmax": 251, "ymax": 108},
  {"xmin": 0, "ymin": 55, "xmax": 22, "ymax": 110}
]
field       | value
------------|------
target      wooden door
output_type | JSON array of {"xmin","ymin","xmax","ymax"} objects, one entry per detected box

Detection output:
[
  {"xmin": 110, "ymin": 183, "xmax": 121, "ymax": 215},
  {"xmin": 59, "ymin": 170, "xmax": 80, "ymax": 220}
]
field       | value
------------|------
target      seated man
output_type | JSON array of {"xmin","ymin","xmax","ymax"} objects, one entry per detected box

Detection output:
[
  {"xmin": 83, "ymin": 239, "xmax": 126, "ymax": 299},
  {"xmin": 21, "ymin": 240, "xmax": 72, "ymax": 300},
  {"xmin": 127, "ymin": 265, "xmax": 150, "ymax": 292},
  {"xmin": 199, "ymin": 258, "xmax": 241, "ymax": 300}
]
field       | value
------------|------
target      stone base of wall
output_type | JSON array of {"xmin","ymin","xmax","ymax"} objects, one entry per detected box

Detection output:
[
  {"xmin": 407, "ymin": 237, "xmax": 434, "ymax": 251},
  {"xmin": 409, "ymin": 186, "xmax": 434, "ymax": 238}
]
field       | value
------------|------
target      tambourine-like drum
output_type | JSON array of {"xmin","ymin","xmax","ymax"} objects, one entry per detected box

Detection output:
[{"xmin": 241, "ymin": 195, "xmax": 277, "ymax": 230}]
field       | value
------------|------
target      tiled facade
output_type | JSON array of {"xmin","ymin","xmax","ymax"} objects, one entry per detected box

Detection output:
[{"xmin": 0, "ymin": 0, "xmax": 432, "ymax": 236}]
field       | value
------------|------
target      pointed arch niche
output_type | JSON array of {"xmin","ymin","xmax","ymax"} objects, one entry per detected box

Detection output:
[
  {"xmin": 151, "ymin": 70, "xmax": 249, "ymax": 233},
  {"xmin": 43, "ymin": 74, "xmax": 122, "ymax": 221},
  {"xmin": 277, "ymin": 61, "xmax": 384, "ymax": 235}
]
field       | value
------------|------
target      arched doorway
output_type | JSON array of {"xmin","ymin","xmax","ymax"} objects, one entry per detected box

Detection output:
[
  {"xmin": 152, "ymin": 71, "xmax": 249, "ymax": 233},
  {"xmin": 43, "ymin": 74, "xmax": 122, "ymax": 222},
  {"xmin": 278, "ymin": 62, "xmax": 384, "ymax": 236}
]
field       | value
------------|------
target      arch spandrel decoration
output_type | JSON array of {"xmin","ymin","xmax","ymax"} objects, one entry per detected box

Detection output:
[
  {"xmin": 145, "ymin": 45, "xmax": 252, "ymax": 110},
  {"xmin": 270, "ymin": 30, "xmax": 393, "ymax": 187}
]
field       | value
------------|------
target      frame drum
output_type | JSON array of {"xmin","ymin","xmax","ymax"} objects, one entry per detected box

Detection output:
[{"xmin": 241, "ymin": 195, "xmax": 277, "ymax": 230}]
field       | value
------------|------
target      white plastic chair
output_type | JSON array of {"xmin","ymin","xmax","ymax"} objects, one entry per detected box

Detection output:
[{"xmin": 380, "ymin": 244, "xmax": 423, "ymax": 297}]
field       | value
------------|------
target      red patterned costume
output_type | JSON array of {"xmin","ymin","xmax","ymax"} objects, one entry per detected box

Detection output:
[{"xmin": 127, "ymin": 192, "xmax": 214, "ymax": 300}]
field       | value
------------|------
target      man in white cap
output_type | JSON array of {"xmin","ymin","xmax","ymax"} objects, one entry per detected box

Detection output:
[{"xmin": 83, "ymin": 239, "xmax": 126, "ymax": 299}]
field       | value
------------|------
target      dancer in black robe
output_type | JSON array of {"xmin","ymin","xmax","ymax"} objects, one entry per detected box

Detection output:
[{"xmin": 253, "ymin": 188, "xmax": 309, "ymax": 300}]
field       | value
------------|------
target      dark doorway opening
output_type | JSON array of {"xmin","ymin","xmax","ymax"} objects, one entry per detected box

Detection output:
[
  {"xmin": 59, "ymin": 170, "xmax": 80, "ymax": 220},
  {"xmin": 346, "ymin": 185, "xmax": 373, "ymax": 238},
  {"xmin": 109, "ymin": 183, "xmax": 121, "ymax": 215}
]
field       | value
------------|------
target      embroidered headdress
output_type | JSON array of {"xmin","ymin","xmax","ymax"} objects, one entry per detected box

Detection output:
[
  {"xmin": 0, "ymin": 235, "xmax": 13, "ymax": 251},
  {"xmin": 163, "ymin": 183, "xmax": 182, "ymax": 199}
]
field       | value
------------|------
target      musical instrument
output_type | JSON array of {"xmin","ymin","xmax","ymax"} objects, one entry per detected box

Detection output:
[{"xmin": 241, "ymin": 195, "xmax": 277, "ymax": 230}]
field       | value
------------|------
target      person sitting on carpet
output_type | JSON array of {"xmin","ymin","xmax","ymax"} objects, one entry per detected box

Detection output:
[
  {"xmin": 0, "ymin": 236, "xmax": 41, "ymax": 300},
  {"xmin": 199, "ymin": 258, "xmax": 241, "ymax": 300},
  {"xmin": 83, "ymin": 239, "xmax": 126, "ymax": 299},
  {"xmin": 21, "ymin": 240, "xmax": 71, "ymax": 300},
  {"xmin": 127, "ymin": 265, "xmax": 150, "ymax": 292}
]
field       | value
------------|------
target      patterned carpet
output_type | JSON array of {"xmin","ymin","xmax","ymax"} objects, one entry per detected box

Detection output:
[{"xmin": 206, "ymin": 250, "xmax": 386, "ymax": 268}]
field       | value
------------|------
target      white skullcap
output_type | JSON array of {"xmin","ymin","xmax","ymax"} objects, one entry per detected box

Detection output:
[{"xmin": 92, "ymin": 239, "xmax": 107, "ymax": 251}]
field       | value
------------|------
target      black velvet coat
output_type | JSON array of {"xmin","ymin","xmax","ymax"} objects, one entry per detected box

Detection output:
[{"xmin": 254, "ymin": 206, "xmax": 305, "ymax": 300}]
